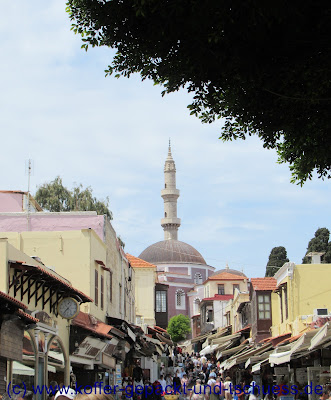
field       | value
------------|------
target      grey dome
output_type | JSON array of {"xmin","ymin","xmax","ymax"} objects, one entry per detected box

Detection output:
[
  {"xmin": 139, "ymin": 240, "xmax": 206, "ymax": 265},
  {"xmin": 212, "ymin": 268, "xmax": 247, "ymax": 277}
]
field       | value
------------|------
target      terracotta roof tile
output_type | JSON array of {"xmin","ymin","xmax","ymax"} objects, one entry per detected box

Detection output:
[
  {"xmin": 72, "ymin": 311, "xmax": 113, "ymax": 339},
  {"xmin": 16, "ymin": 309, "xmax": 39, "ymax": 323},
  {"xmin": 10, "ymin": 261, "xmax": 92, "ymax": 303},
  {"xmin": 207, "ymin": 272, "xmax": 245, "ymax": 281},
  {"xmin": 250, "ymin": 277, "xmax": 277, "ymax": 291},
  {"xmin": 0, "ymin": 291, "xmax": 27, "ymax": 309},
  {"xmin": 126, "ymin": 254, "xmax": 156, "ymax": 268}
]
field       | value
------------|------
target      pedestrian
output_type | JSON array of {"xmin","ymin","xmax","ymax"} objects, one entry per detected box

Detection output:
[
  {"xmin": 159, "ymin": 375, "xmax": 167, "ymax": 393},
  {"xmin": 189, "ymin": 379, "xmax": 205, "ymax": 400},
  {"xmin": 173, "ymin": 372, "xmax": 182, "ymax": 392},
  {"xmin": 248, "ymin": 387, "xmax": 259, "ymax": 400},
  {"xmin": 224, "ymin": 377, "xmax": 233, "ymax": 400}
]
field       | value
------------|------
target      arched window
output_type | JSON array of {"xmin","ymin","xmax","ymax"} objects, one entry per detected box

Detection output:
[
  {"xmin": 194, "ymin": 298, "xmax": 201, "ymax": 315},
  {"xmin": 176, "ymin": 289, "xmax": 185, "ymax": 307},
  {"xmin": 194, "ymin": 272, "xmax": 202, "ymax": 285},
  {"xmin": 165, "ymin": 212, "xmax": 167, "ymax": 217}
]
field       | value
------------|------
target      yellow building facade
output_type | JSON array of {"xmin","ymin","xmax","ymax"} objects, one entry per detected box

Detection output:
[
  {"xmin": 224, "ymin": 289, "xmax": 250, "ymax": 332},
  {"xmin": 271, "ymin": 262, "xmax": 331, "ymax": 337},
  {"xmin": 0, "ymin": 238, "xmax": 91, "ymax": 398},
  {"xmin": 3, "ymin": 229, "xmax": 135, "ymax": 324},
  {"xmin": 126, "ymin": 254, "xmax": 156, "ymax": 329}
]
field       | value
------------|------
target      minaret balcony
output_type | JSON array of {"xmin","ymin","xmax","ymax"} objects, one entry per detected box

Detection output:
[
  {"xmin": 161, "ymin": 188, "xmax": 180, "ymax": 197},
  {"xmin": 161, "ymin": 217, "xmax": 181, "ymax": 226}
]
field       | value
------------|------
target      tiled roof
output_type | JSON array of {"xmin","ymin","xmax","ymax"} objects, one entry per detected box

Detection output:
[
  {"xmin": 276, "ymin": 332, "xmax": 304, "ymax": 346},
  {"xmin": 202, "ymin": 294, "xmax": 234, "ymax": 301},
  {"xmin": 154, "ymin": 325, "xmax": 167, "ymax": 333},
  {"xmin": 0, "ymin": 291, "xmax": 27, "ymax": 309},
  {"xmin": 72, "ymin": 311, "xmax": 113, "ymax": 339},
  {"xmin": 207, "ymin": 272, "xmax": 245, "ymax": 281},
  {"xmin": 16, "ymin": 309, "xmax": 39, "ymax": 323},
  {"xmin": 250, "ymin": 277, "xmax": 277, "ymax": 291},
  {"xmin": 0, "ymin": 292, "xmax": 39, "ymax": 323},
  {"xmin": 126, "ymin": 254, "xmax": 156, "ymax": 268},
  {"xmin": 10, "ymin": 261, "xmax": 92, "ymax": 302},
  {"xmin": 260, "ymin": 332, "xmax": 292, "ymax": 344},
  {"xmin": 234, "ymin": 325, "xmax": 251, "ymax": 334}
]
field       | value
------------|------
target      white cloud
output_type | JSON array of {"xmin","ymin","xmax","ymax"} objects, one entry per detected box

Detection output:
[{"xmin": 0, "ymin": 0, "xmax": 330, "ymax": 279}]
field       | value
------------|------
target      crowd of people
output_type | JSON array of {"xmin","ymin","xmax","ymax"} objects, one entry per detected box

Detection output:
[{"xmin": 3, "ymin": 349, "xmax": 331, "ymax": 400}]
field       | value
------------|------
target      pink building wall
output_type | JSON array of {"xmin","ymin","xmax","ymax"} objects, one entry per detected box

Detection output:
[
  {"xmin": 0, "ymin": 212, "xmax": 105, "ymax": 241},
  {"xmin": 0, "ymin": 192, "xmax": 25, "ymax": 212}
]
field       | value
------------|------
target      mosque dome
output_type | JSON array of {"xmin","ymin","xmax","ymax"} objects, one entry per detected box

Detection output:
[
  {"xmin": 211, "ymin": 267, "xmax": 247, "ymax": 277},
  {"xmin": 139, "ymin": 239, "xmax": 207, "ymax": 265}
]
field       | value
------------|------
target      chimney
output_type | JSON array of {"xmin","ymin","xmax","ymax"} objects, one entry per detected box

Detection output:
[{"xmin": 306, "ymin": 252, "xmax": 325, "ymax": 264}]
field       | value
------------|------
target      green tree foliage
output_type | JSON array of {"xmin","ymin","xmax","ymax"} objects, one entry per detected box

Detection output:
[
  {"xmin": 302, "ymin": 228, "xmax": 331, "ymax": 264},
  {"xmin": 265, "ymin": 246, "xmax": 289, "ymax": 277},
  {"xmin": 167, "ymin": 314, "xmax": 191, "ymax": 343},
  {"xmin": 35, "ymin": 176, "xmax": 112, "ymax": 219},
  {"xmin": 66, "ymin": 0, "xmax": 331, "ymax": 185}
]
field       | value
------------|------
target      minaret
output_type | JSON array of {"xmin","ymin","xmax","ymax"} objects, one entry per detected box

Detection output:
[{"xmin": 161, "ymin": 140, "xmax": 181, "ymax": 240}]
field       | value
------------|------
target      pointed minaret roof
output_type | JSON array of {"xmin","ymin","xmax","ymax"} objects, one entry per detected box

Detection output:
[{"xmin": 166, "ymin": 138, "xmax": 173, "ymax": 161}]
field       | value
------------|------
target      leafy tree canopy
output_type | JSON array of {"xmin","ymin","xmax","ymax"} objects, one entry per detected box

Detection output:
[
  {"xmin": 35, "ymin": 176, "xmax": 112, "ymax": 219},
  {"xmin": 66, "ymin": 0, "xmax": 331, "ymax": 185},
  {"xmin": 167, "ymin": 313, "xmax": 191, "ymax": 343},
  {"xmin": 302, "ymin": 228, "xmax": 331, "ymax": 264},
  {"xmin": 265, "ymin": 246, "xmax": 289, "ymax": 277}
]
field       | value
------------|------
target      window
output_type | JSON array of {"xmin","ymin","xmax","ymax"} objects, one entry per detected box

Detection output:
[
  {"xmin": 258, "ymin": 294, "xmax": 271, "ymax": 319},
  {"xmin": 194, "ymin": 273, "xmax": 202, "ymax": 285},
  {"xmin": 100, "ymin": 275, "xmax": 104, "ymax": 310},
  {"xmin": 119, "ymin": 284, "xmax": 122, "ymax": 314},
  {"xmin": 95, "ymin": 269, "xmax": 99, "ymax": 306},
  {"xmin": 109, "ymin": 271, "xmax": 113, "ymax": 302},
  {"xmin": 165, "ymin": 212, "xmax": 167, "ymax": 217},
  {"xmin": 218, "ymin": 284, "xmax": 225, "ymax": 295},
  {"xmin": 207, "ymin": 309, "xmax": 213, "ymax": 322},
  {"xmin": 156, "ymin": 291, "xmax": 167, "ymax": 312},
  {"xmin": 176, "ymin": 289, "xmax": 185, "ymax": 308},
  {"xmin": 233, "ymin": 284, "xmax": 240, "ymax": 294},
  {"xmin": 194, "ymin": 298, "xmax": 201, "ymax": 315},
  {"xmin": 280, "ymin": 289, "xmax": 283, "ymax": 323},
  {"xmin": 284, "ymin": 284, "xmax": 288, "ymax": 320},
  {"xmin": 124, "ymin": 284, "xmax": 127, "ymax": 317}
]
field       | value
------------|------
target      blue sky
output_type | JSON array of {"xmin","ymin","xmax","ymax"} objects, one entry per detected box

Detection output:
[{"xmin": 1, "ymin": 1, "xmax": 330, "ymax": 277}]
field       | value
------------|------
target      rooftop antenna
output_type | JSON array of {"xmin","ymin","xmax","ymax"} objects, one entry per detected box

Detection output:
[{"xmin": 25, "ymin": 159, "xmax": 34, "ymax": 231}]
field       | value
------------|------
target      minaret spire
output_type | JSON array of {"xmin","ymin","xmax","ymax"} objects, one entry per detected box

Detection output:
[{"xmin": 161, "ymin": 140, "xmax": 181, "ymax": 240}]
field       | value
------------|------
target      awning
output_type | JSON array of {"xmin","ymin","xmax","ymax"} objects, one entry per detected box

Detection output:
[
  {"xmin": 13, "ymin": 362, "xmax": 35, "ymax": 376},
  {"xmin": 269, "ymin": 350, "xmax": 291, "ymax": 365},
  {"xmin": 245, "ymin": 350, "xmax": 274, "ymax": 368},
  {"xmin": 70, "ymin": 355, "xmax": 94, "ymax": 366},
  {"xmin": 252, "ymin": 361, "xmax": 262, "ymax": 373},
  {"xmin": 200, "ymin": 344, "xmax": 218, "ymax": 356},
  {"xmin": 220, "ymin": 342, "xmax": 249, "ymax": 357},
  {"xmin": 224, "ymin": 358, "xmax": 237, "ymax": 370},
  {"xmin": 212, "ymin": 332, "xmax": 241, "ymax": 345},
  {"xmin": 156, "ymin": 333, "xmax": 173, "ymax": 346},
  {"xmin": 207, "ymin": 327, "xmax": 231, "ymax": 341},
  {"xmin": 309, "ymin": 323, "xmax": 330, "ymax": 350},
  {"xmin": 251, "ymin": 358, "xmax": 269, "ymax": 373},
  {"xmin": 191, "ymin": 332, "xmax": 213, "ymax": 344},
  {"xmin": 235, "ymin": 343, "xmax": 272, "ymax": 364}
]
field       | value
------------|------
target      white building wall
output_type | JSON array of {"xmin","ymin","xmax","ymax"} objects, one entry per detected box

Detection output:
[{"xmin": 213, "ymin": 300, "xmax": 231, "ymax": 329}]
